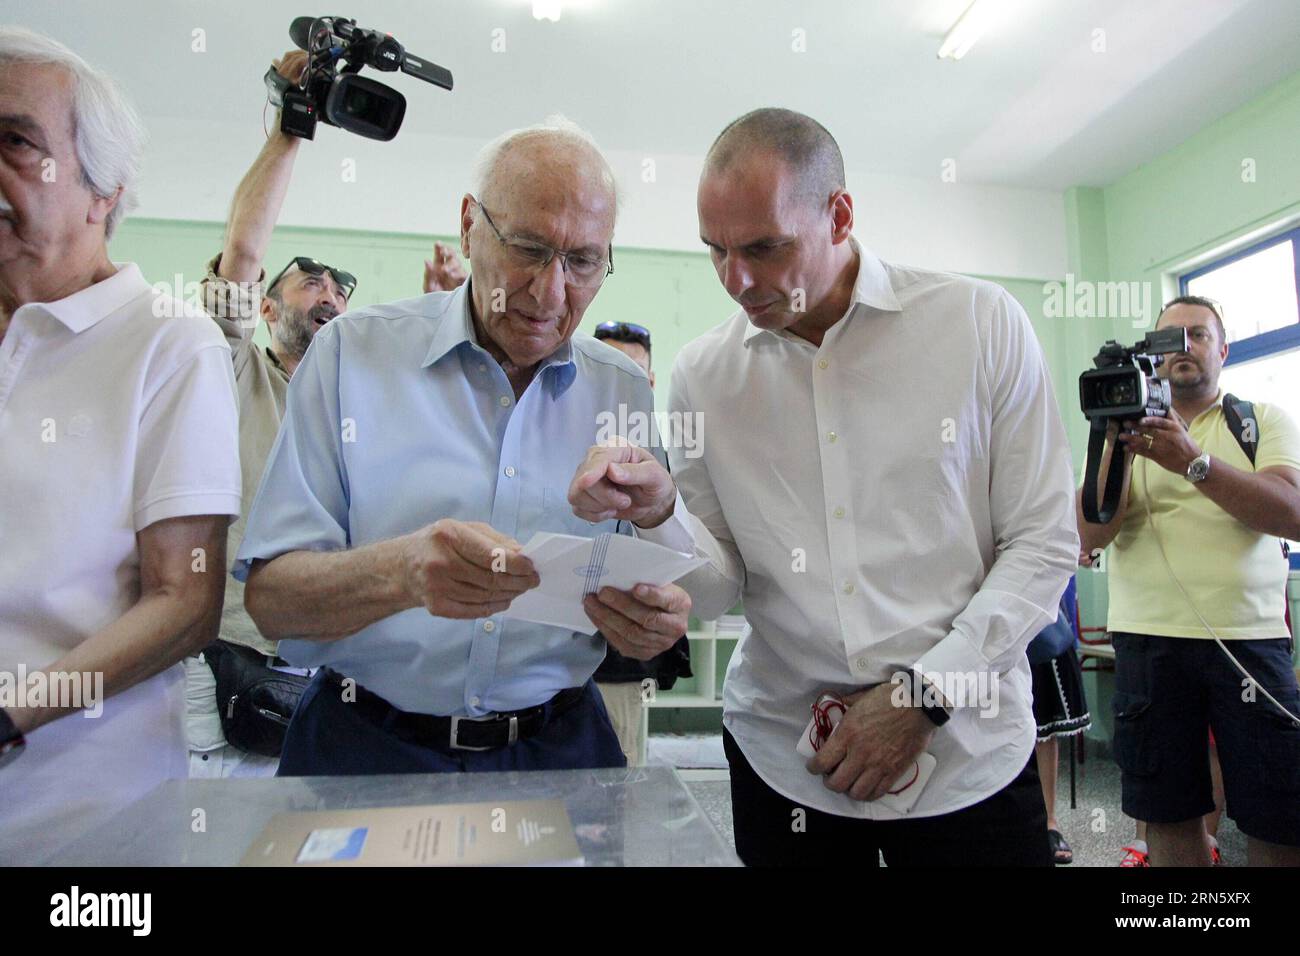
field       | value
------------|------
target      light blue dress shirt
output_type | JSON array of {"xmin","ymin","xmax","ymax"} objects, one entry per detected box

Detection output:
[{"xmin": 233, "ymin": 281, "xmax": 658, "ymax": 716}]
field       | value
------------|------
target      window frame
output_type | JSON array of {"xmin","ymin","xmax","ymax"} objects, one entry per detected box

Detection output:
[{"xmin": 1178, "ymin": 224, "xmax": 1300, "ymax": 363}]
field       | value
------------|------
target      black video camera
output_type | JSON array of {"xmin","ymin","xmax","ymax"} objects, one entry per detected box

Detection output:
[
  {"xmin": 1078, "ymin": 326, "xmax": 1188, "ymax": 523},
  {"xmin": 264, "ymin": 15, "xmax": 453, "ymax": 141}
]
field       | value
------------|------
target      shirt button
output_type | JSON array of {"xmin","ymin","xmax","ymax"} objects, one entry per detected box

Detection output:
[
  {"xmin": 499, "ymin": 395, "xmax": 511, "ymax": 407},
  {"xmin": 504, "ymin": 466, "xmax": 516, "ymax": 478},
  {"xmin": 479, "ymin": 363, "xmax": 487, "ymax": 372},
  {"xmin": 833, "ymin": 506, "xmax": 845, "ymax": 518},
  {"xmin": 842, "ymin": 582, "xmax": 855, "ymax": 595},
  {"xmin": 828, "ymin": 431, "xmax": 837, "ymax": 443},
  {"xmin": 818, "ymin": 359, "xmax": 829, "ymax": 370},
  {"xmin": 471, "ymin": 696, "xmax": 481, "ymax": 707},
  {"xmin": 855, "ymin": 658, "xmax": 869, "ymax": 672},
  {"xmin": 483, "ymin": 620, "xmax": 495, "ymax": 632}
]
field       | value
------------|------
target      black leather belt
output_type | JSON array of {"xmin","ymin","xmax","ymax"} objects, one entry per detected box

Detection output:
[{"xmin": 321, "ymin": 669, "xmax": 586, "ymax": 752}]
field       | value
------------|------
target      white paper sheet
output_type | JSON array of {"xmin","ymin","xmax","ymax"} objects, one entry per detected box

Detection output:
[{"xmin": 502, "ymin": 532, "xmax": 706, "ymax": 635}]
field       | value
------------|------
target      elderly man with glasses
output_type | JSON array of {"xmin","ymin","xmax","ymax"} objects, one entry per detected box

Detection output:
[
  {"xmin": 185, "ymin": 50, "xmax": 357, "ymax": 779},
  {"xmin": 235, "ymin": 117, "xmax": 690, "ymax": 775}
]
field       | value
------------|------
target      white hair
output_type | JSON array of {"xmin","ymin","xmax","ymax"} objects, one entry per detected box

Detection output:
[
  {"xmin": 0, "ymin": 27, "xmax": 146, "ymax": 239},
  {"xmin": 472, "ymin": 113, "xmax": 620, "ymax": 214}
]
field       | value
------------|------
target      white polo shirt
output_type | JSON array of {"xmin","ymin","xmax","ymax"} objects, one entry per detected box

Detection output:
[{"xmin": 0, "ymin": 263, "xmax": 241, "ymax": 862}]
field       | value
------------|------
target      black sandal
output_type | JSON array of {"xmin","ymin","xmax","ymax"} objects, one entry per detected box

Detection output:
[{"xmin": 1048, "ymin": 828, "xmax": 1073, "ymax": 865}]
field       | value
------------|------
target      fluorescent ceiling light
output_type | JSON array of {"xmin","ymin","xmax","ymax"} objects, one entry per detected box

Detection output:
[
  {"xmin": 533, "ymin": 0, "xmax": 562, "ymax": 21},
  {"xmin": 938, "ymin": 0, "xmax": 1000, "ymax": 60}
]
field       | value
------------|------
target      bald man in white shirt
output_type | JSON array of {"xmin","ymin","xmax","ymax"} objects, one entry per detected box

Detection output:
[{"xmin": 569, "ymin": 108, "xmax": 1079, "ymax": 866}]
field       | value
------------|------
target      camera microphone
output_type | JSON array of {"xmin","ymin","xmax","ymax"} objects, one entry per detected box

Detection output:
[{"xmin": 288, "ymin": 15, "xmax": 323, "ymax": 51}]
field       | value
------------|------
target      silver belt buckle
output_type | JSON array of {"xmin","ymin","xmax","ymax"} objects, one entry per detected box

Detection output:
[{"xmin": 449, "ymin": 713, "xmax": 520, "ymax": 751}]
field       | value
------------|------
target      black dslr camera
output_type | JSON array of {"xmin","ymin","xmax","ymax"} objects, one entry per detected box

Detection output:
[
  {"xmin": 264, "ymin": 15, "xmax": 453, "ymax": 141},
  {"xmin": 1078, "ymin": 326, "xmax": 1188, "ymax": 523}
]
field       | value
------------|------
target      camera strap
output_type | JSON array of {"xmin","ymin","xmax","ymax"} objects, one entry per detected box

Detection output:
[
  {"xmin": 1082, "ymin": 417, "xmax": 1127, "ymax": 523},
  {"xmin": 1221, "ymin": 393, "xmax": 1257, "ymax": 467},
  {"xmin": 1220, "ymin": 393, "xmax": 1289, "ymax": 560}
]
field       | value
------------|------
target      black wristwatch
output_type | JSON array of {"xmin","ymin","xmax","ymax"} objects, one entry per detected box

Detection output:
[
  {"xmin": 910, "ymin": 672, "xmax": 951, "ymax": 727},
  {"xmin": 0, "ymin": 709, "xmax": 25, "ymax": 769}
]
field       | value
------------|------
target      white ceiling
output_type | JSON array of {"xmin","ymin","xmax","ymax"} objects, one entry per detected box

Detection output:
[{"xmin": 10, "ymin": 0, "xmax": 1300, "ymax": 189}]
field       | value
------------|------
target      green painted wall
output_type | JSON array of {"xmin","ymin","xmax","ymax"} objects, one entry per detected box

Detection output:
[
  {"xmin": 112, "ymin": 219, "xmax": 1070, "ymax": 413},
  {"xmin": 1102, "ymin": 68, "xmax": 1300, "ymax": 310},
  {"xmin": 110, "ymin": 218, "xmax": 738, "ymax": 413}
]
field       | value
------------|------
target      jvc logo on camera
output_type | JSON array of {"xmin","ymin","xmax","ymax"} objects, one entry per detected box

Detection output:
[{"xmin": 49, "ymin": 886, "xmax": 151, "ymax": 936}]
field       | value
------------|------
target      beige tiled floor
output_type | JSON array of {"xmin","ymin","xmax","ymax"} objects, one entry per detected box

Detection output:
[{"xmin": 681, "ymin": 740, "xmax": 1249, "ymax": 867}]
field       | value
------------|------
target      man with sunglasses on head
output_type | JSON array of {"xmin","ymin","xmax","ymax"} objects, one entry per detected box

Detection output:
[
  {"xmin": 235, "ymin": 116, "xmax": 690, "ymax": 776},
  {"xmin": 187, "ymin": 49, "xmax": 355, "ymax": 778},
  {"xmin": 594, "ymin": 321, "xmax": 655, "ymax": 388}
]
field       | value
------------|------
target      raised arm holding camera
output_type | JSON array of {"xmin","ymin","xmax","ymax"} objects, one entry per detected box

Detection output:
[{"xmin": 186, "ymin": 48, "xmax": 358, "ymax": 778}]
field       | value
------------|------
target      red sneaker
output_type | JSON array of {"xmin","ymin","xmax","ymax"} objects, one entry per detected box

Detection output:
[{"xmin": 1120, "ymin": 844, "xmax": 1150, "ymax": 867}]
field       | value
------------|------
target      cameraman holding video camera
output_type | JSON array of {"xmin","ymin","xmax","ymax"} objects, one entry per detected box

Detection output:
[
  {"xmin": 1077, "ymin": 295, "xmax": 1300, "ymax": 866},
  {"xmin": 185, "ymin": 49, "xmax": 358, "ymax": 778}
]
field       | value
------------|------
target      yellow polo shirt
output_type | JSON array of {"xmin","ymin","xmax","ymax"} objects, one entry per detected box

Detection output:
[{"xmin": 1106, "ymin": 393, "xmax": 1300, "ymax": 639}]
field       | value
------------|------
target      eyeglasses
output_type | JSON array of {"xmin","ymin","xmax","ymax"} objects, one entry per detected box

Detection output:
[
  {"xmin": 594, "ymin": 321, "xmax": 651, "ymax": 350},
  {"xmin": 474, "ymin": 199, "xmax": 614, "ymax": 289},
  {"xmin": 266, "ymin": 256, "xmax": 357, "ymax": 301}
]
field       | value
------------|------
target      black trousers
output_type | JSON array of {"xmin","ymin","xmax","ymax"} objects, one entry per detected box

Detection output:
[{"xmin": 723, "ymin": 727, "xmax": 1052, "ymax": 867}]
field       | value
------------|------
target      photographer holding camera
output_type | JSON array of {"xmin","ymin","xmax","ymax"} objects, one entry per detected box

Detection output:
[
  {"xmin": 1078, "ymin": 295, "xmax": 1300, "ymax": 866},
  {"xmin": 185, "ymin": 49, "xmax": 358, "ymax": 778}
]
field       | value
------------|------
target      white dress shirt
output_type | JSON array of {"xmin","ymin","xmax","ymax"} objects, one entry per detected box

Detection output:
[
  {"xmin": 0, "ymin": 264, "xmax": 241, "ymax": 861},
  {"xmin": 643, "ymin": 239, "xmax": 1079, "ymax": 819}
]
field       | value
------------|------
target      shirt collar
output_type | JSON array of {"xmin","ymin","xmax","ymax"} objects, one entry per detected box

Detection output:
[
  {"xmin": 421, "ymin": 280, "xmax": 477, "ymax": 367},
  {"xmin": 265, "ymin": 346, "xmax": 288, "ymax": 375},
  {"xmin": 1192, "ymin": 389, "xmax": 1227, "ymax": 423},
  {"xmin": 421, "ymin": 278, "xmax": 578, "ymax": 397},
  {"xmin": 22, "ymin": 263, "xmax": 151, "ymax": 335},
  {"xmin": 743, "ymin": 236, "xmax": 902, "ymax": 346}
]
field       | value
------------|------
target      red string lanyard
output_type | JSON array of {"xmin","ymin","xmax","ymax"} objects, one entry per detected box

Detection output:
[{"xmin": 808, "ymin": 694, "xmax": 847, "ymax": 752}]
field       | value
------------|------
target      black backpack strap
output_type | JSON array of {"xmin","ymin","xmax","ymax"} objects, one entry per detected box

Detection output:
[
  {"xmin": 1221, "ymin": 392, "xmax": 1258, "ymax": 468},
  {"xmin": 1220, "ymin": 394, "xmax": 1289, "ymax": 560}
]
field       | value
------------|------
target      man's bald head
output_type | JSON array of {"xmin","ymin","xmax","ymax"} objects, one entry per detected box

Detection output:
[
  {"xmin": 704, "ymin": 108, "xmax": 845, "ymax": 207},
  {"xmin": 459, "ymin": 115, "xmax": 618, "ymax": 374},
  {"xmin": 474, "ymin": 115, "xmax": 618, "ymax": 214}
]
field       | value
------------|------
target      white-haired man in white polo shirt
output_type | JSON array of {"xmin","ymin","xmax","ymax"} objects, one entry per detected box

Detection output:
[{"xmin": 0, "ymin": 28, "xmax": 241, "ymax": 862}]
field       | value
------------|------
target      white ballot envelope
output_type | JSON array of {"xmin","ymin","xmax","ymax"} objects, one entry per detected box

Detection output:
[
  {"xmin": 502, "ymin": 531, "xmax": 706, "ymax": 635},
  {"xmin": 796, "ymin": 697, "xmax": 937, "ymax": 814}
]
